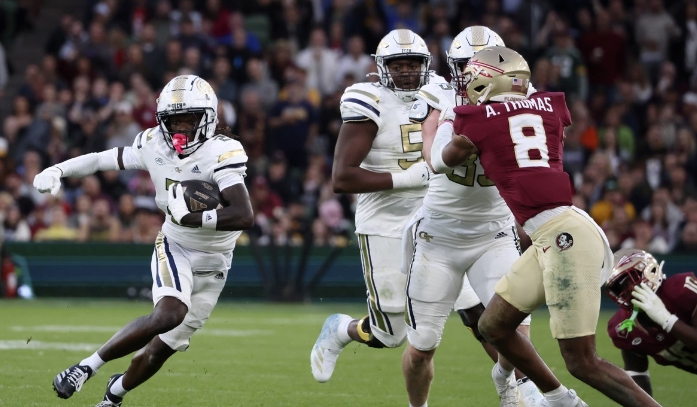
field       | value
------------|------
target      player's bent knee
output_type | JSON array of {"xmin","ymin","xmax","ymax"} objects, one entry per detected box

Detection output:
[{"xmin": 407, "ymin": 328, "xmax": 440, "ymax": 352}]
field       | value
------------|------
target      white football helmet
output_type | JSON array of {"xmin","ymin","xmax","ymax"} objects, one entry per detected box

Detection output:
[
  {"xmin": 606, "ymin": 248, "xmax": 665, "ymax": 310},
  {"xmin": 447, "ymin": 26, "xmax": 505, "ymax": 104},
  {"xmin": 372, "ymin": 29, "xmax": 432, "ymax": 102},
  {"xmin": 156, "ymin": 75, "xmax": 218, "ymax": 155}
]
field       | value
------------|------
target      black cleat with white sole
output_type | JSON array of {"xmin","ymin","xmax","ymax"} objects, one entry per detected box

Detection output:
[
  {"xmin": 53, "ymin": 364, "xmax": 95, "ymax": 399},
  {"xmin": 95, "ymin": 373, "xmax": 124, "ymax": 407}
]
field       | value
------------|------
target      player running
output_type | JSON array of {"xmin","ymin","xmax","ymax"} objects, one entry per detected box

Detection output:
[
  {"xmin": 310, "ymin": 29, "xmax": 443, "ymax": 383},
  {"xmin": 402, "ymin": 26, "xmax": 545, "ymax": 407},
  {"xmin": 35, "ymin": 75, "xmax": 253, "ymax": 406},
  {"xmin": 436, "ymin": 46, "xmax": 661, "ymax": 406},
  {"xmin": 606, "ymin": 248, "xmax": 697, "ymax": 397}
]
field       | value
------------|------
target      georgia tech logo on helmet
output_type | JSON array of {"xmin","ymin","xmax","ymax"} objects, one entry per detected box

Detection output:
[{"xmin": 196, "ymin": 80, "xmax": 213, "ymax": 96}]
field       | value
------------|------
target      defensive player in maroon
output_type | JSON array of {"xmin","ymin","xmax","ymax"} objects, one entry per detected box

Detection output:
[
  {"xmin": 606, "ymin": 248, "xmax": 697, "ymax": 397},
  {"xmin": 430, "ymin": 46, "xmax": 661, "ymax": 407}
]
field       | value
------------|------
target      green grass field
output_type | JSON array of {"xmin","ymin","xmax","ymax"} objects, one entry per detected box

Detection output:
[{"xmin": 0, "ymin": 300, "xmax": 693, "ymax": 406}]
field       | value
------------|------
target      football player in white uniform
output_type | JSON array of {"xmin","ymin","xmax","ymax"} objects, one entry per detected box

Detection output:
[
  {"xmin": 310, "ymin": 29, "xmax": 444, "ymax": 383},
  {"xmin": 35, "ymin": 75, "xmax": 254, "ymax": 407},
  {"xmin": 401, "ymin": 27, "xmax": 546, "ymax": 407}
]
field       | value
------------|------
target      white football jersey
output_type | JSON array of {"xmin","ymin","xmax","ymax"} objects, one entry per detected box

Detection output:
[
  {"xmin": 411, "ymin": 82, "xmax": 512, "ymax": 227},
  {"xmin": 340, "ymin": 73, "xmax": 447, "ymax": 238},
  {"xmin": 124, "ymin": 126, "xmax": 248, "ymax": 253}
]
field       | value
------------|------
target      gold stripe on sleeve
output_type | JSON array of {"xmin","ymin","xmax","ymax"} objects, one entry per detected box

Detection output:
[{"xmin": 218, "ymin": 149, "xmax": 244, "ymax": 163}]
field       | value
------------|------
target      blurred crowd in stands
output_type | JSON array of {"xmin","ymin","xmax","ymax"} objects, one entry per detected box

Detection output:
[{"xmin": 0, "ymin": 0, "xmax": 696, "ymax": 254}]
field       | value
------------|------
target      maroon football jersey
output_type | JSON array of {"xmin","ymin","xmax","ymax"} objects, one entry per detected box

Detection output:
[
  {"xmin": 607, "ymin": 272, "xmax": 697, "ymax": 374},
  {"xmin": 453, "ymin": 92, "xmax": 573, "ymax": 225}
]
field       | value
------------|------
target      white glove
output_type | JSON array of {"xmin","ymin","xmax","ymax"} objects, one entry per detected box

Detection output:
[
  {"xmin": 167, "ymin": 183, "xmax": 190, "ymax": 224},
  {"xmin": 33, "ymin": 167, "xmax": 63, "ymax": 196},
  {"xmin": 632, "ymin": 283, "xmax": 678, "ymax": 332},
  {"xmin": 438, "ymin": 106, "xmax": 455, "ymax": 125},
  {"xmin": 392, "ymin": 161, "xmax": 431, "ymax": 189}
]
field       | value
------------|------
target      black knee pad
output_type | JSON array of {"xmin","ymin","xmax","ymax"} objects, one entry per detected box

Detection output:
[
  {"xmin": 357, "ymin": 316, "xmax": 387, "ymax": 349},
  {"xmin": 457, "ymin": 303, "xmax": 486, "ymax": 343}
]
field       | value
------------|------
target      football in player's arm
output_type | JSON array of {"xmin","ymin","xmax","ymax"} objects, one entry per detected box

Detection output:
[
  {"xmin": 606, "ymin": 248, "xmax": 697, "ymax": 396},
  {"xmin": 35, "ymin": 75, "xmax": 253, "ymax": 406}
]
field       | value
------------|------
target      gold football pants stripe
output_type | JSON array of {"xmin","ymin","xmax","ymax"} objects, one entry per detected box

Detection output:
[
  {"xmin": 358, "ymin": 234, "xmax": 387, "ymax": 333},
  {"xmin": 155, "ymin": 232, "xmax": 174, "ymax": 288}
]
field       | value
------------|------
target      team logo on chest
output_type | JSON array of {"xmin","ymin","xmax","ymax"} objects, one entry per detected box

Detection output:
[
  {"xmin": 155, "ymin": 158, "xmax": 164, "ymax": 165},
  {"xmin": 555, "ymin": 233, "xmax": 574, "ymax": 251}
]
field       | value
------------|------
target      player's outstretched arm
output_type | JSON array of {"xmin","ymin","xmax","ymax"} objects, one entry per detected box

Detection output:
[
  {"xmin": 175, "ymin": 183, "xmax": 254, "ymax": 231},
  {"xmin": 420, "ymin": 109, "xmax": 440, "ymax": 171},
  {"xmin": 33, "ymin": 147, "xmax": 141, "ymax": 196},
  {"xmin": 431, "ymin": 108, "xmax": 476, "ymax": 172},
  {"xmin": 620, "ymin": 349, "xmax": 652, "ymax": 395}
]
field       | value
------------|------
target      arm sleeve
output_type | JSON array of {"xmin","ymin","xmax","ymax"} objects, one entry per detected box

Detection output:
[{"xmin": 430, "ymin": 121, "xmax": 454, "ymax": 173}]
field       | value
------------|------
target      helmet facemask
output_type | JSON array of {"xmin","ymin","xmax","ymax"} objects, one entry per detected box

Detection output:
[
  {"xmin": 157, "ymin": 108, "xmax": 215, "ymax": 156},
  {"xmin": 372, "ymin": 29, "xmax": 432, "ymax": 102},
  {"xmin": 606, "ymin": 249, "xmax": 665, "ymax": 310},
  {"xmin": 447, "ymin": 26, "xmax": 506, "ymax": 105},
  {"xmin": 156, "ymin": 75, "xmax": 219, "ymax": 156}
]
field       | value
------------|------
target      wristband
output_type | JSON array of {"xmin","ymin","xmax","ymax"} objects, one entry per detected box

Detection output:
[
  {"xmin": 662, "ymin": 314, "xmax": 679, "ymax": 332},
  {"xmin": 201, "ymin": 209, "xmax": 217, "ymax": 231},
  {"xmin": 626, "ymin": 370, "xmax": 649, "ymax": 377},
  {"xmin": 391, "ymin": 171, "xmax": 411, "ymax": 189}
]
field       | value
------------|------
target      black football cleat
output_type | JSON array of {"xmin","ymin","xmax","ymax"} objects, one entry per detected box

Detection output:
[{"xmin": 53, "ymin": 364, "xmax": 95, "ymax": 398}]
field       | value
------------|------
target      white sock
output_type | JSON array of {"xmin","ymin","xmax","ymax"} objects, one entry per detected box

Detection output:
[
  {"xmin": 409, "ymin": 403, "xmax": 427, "ymax": 407},
  {"xmin": 80, "ymin": 352, "xmax": 105, "ymax": 373},
  {"xmin": 493, "ymin": 362, "xmax": 514, "ymax": 384},
  {"xmin": 545, "ymin": 385, "xmax": 578, "ymax": 407},
  {"xmin": 336, "ymin": 315, "xmax": 353, "ymax": 346},
  {"xmin": 110, "ymin": 375, "xmax": 128, "ymax": 398}
]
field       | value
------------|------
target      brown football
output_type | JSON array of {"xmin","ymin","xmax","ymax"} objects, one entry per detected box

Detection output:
[{"xmin": 180, "ymin": 180, "xmax": 223, "ymax": 212}]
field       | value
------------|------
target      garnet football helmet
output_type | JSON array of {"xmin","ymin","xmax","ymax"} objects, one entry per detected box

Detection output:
[
  {"xmin": 156, "ymin": 75, "xmax": 218, "ymax": 155},
  {"xmin": 606, "ymin": 248, "xmax": 665, "ymax": 310},
  {"xmin": 462, "ymin": 46, "xmax": 530, "ymax": 106},
  {"xmin": 372, "ymin": 29, "xmax": 432, "ymax": 102},
  {"xmin": 447, "ymin": 26, "xmax": 504, "ymax": 104}
]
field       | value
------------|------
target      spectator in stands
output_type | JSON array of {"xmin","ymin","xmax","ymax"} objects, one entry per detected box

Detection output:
[
  {"xmin": 334, "ymin": 35, "xmax": 372, "ymax": 87},
  {"xmin": 2, "ymin": 205, "xmax": 31, "ymax": 242},
  {"xmin": 78, "ymin": 197, "xmax": 120, "ymax": 242},
  {"xmin": 34, "ymin": 206, "xmax": 78, "ymax": 241},
  {"xmin": 240, "ymin": 58, "xmax": 278, "ymax": 113},
  {"xmin": 578, "ymin": 9, "xmax": 626, "ymax": 101},
  {"xmin": 268, "ymin": 78, "xmax": 317, "ymax": 172},
  {"xmin": 295, "ymin": 27, "xmax": 338, "ymax": 97},
  {"xmin": 591, "ymin": 176, "xmax": 637, "ymax": 226}
]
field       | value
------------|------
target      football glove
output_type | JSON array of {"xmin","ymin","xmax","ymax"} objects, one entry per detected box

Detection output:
[
  {"xmin": 167, "ymin": 183, "xmax": 190, "ymax": 224},
  {"xmin": 632, "ymin": 283, "xmax": 678, "ymax": 332},
  {"xmin": 391, "ymin": 161, "xmax": 431, "ymax": 189},
  {"xmin": 33, "ymin": 167, "xmax": 63, "ymax": 196}
]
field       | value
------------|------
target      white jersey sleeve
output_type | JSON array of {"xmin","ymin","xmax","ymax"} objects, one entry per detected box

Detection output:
[
  {"xmin": 340, "ymin": 83, "xmax": 383, "ymax": 126},
  {"xmin": 209, "ymin": 136, "xmax": 248, "ymax": 191},
  {"xmin": 414, "ymin": 82, "xmax": 456, "ymax": 112}
]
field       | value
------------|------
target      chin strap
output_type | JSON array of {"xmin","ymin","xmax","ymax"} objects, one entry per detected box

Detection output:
[{"xmin": 619, "ymin": 308, "xmax": 640, "ymax": 333}]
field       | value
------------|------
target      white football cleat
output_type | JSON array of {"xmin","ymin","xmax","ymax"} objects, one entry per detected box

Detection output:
[
  {"xmin": 492, "ymin": 363, "xmax": 519, "ymax": 407},
  {"xmin": 545, "ymin": 389, "xmax": 588, "ymax": 407},
  {"xmin": 310, "ymin": 313, "xmax": 352, "ymax": 383},
  {"xmin": 517, "ymin": 378, "xmax": 549, "ymax": 407}
]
